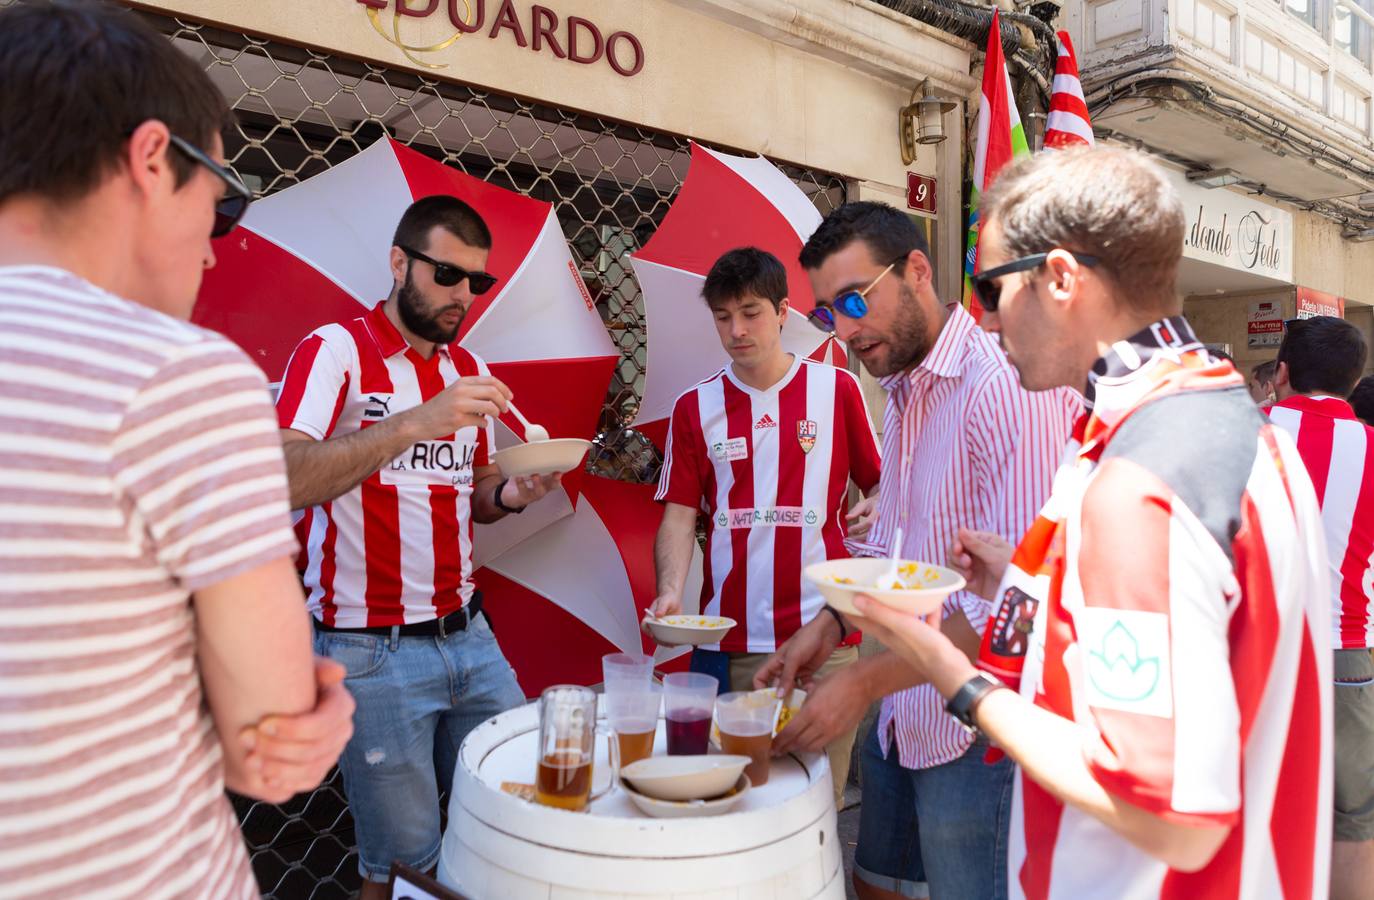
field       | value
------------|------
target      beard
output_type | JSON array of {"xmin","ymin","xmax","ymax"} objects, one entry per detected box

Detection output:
[
  {"xmin": 397, "ymin": 270, "xmax": 464, "ymax": 344},
  {"xmin": 863, "ymin": 281, "xmax": 933, "ymax": 377}
]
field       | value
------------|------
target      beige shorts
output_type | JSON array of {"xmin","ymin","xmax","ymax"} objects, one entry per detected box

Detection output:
[{"xmin": 1334, "ymin": 648, "xmax": 1374, "ymax": 842}]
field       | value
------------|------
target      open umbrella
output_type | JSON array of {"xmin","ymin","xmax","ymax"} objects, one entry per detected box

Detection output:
[
  {"xmin": 628, "ymin": 142, "xmax": 843, "ymax": 445},
  {"xmin": 193, "ymin": 137, "xmax": 619, "ymax": 506},
  {"xmin": 475, "ymin": 475, "xmax": 698, "ymax": 695}
]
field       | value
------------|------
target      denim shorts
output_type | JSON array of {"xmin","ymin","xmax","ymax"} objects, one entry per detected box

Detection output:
[
  {"xmin": 854, "ymin": 723, "xmax": 1013, "ymax": 900},
  {"xmin": 313, "ymin": 612, "xmax": 525, "ymax": 883}
]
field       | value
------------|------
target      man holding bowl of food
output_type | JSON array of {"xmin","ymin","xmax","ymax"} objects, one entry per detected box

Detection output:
[
  {"xmin": 643, "ymin": 246, "xmax": 881, "ymax": 807},
  {"xmin": 276, "ymin": 195, "xmax": 561, "ymax": 900},
  {"xmin": 754, "ymin": 203, "xmax": 1080, "ymax": 900}
]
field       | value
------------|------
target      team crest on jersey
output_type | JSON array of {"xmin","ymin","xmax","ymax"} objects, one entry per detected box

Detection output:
[
  {"xmin": 797, "ymin": 419, "xmax": 818, "ymax": 454},
  {"xmin": 989, "ymin": 586, "xmax": 1039, "ymax": 657}
]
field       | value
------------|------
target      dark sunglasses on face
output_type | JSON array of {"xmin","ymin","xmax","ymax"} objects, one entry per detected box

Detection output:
[
  {"xmin": 970, "ymin": 251, "xmax": 1100, "ymax": 313},
  {"xmin": 167, "ymin": 134, "xmax": 252, "ymax": 238},
  {"xmin": 807, "ymin": 256, "xmax": 907, "ymax": 333},
  {"xmin": 397, "ymin": 245, "xmax": 499, "ymax": 295}
]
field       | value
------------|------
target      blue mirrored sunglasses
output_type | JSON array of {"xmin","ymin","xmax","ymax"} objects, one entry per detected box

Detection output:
[{"xmin": 807, "ymin": 257, "xmax": 904, "ymax": 333}]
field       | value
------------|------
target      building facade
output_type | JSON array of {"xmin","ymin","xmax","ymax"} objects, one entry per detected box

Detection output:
[{"xmin": 1066, "ymin": 0, "xmax": 1374, "ymax": 374}]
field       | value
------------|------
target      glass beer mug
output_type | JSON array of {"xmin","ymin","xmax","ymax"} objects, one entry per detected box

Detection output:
[{"xmin": 534, "ymin": 685, "xmax": 619, "ymax": 811}]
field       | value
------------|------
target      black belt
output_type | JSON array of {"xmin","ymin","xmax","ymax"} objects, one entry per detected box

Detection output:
[{"xmin": 314, "ymin": 592, "xmax": 484, "ymax": 638}]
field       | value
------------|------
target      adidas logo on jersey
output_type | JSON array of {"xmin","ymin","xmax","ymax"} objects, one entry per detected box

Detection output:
[{"xmin": 754, "ymin": 414, "xmax": 777, "ymax": 430}]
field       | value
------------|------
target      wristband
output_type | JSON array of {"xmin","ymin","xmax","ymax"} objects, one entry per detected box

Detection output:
[
  {"xmin": 821, "ymin": 605, "xmax": 849, "ymax": 641},
  {"xmin": 493, "ymin": 478, "xmax": 525, "ymax": 515}
]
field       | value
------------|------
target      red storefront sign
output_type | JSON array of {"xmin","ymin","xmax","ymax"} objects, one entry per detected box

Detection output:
[
  {"xmin": 356, "ymin": 0, "xmax": 645, "ymax": 76},
  {"xmin": 906, "ymin": 172, "xmax": 937, "ymax": 215},
  {"xmin": 1296, "ymin": 286, "xmax": 1346, "ymax": 319}
]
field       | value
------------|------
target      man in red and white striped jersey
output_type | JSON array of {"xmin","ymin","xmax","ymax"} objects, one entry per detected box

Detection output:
[
  {"xmin": 755, "ymin": 203, "xmax": 1079, "ymax": 900},
  {"xmin": 1268, "ymin": 315, "xmax": 1373, "ymax": 900},
  {"xmin": 856, "ymin": 147, "xmax": 1332, "ymax": 900},
  {"xmin": 648, "ymin": 247, "xmax": 881, "ymax": 801},
  {"xmin": 276, "ymin": 196, "xmax": 560, "ymax": 898}
]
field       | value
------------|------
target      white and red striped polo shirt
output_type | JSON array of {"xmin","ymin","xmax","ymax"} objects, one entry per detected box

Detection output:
[
  {"xmin": 655, "ymin": 356, "xmax": 881, "ymax": 653},
  {"xmin": 1269, "ymin": 394, "xmax": 1374, "ymax": 649},
  {"xmin": 849, "ymin": 304, "xmax": 1081, "ymax": 769},
  {"xmin": 277, "ymin": 302, "xmax": 494, "ymax": 628},
  {"xmin": 981, "ymin": 318, "xmax": 1332, "ymax": 899}
]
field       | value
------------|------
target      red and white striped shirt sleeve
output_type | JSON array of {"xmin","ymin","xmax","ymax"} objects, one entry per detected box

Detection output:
[
  {"xmin": 839, "ymin": 369, "xmax": 881, "ymax": 493},
  {"xmin": 1075, "ymin": 458, "xmax": 1241, "ymax": 826},
  {"xmin": 655, "ymin": 391, "xmax": 706, "ymax": 508},
  {"xmin": 276, "ymin": 330, "xmax": 351, "ymax": 440},
  {"xmin": 961, "ymin": 372, "xmax": 1079, "ymax": 632}
]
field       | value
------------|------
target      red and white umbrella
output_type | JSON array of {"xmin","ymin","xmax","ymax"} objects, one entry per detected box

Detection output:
[
  {"xmin": 194, "ymin": 137, "xmax": 619, "ymax": 509},
  {"xmin": 629, "ymin": 142, "xmax": 845, "ymax": 444},
  {"xmin": 192, "ymin": 138, "xmax": 628, "ymax": 687},
  {"xmin": 475, "ymin": 476, "xmax": 697, "ymax": 695}
]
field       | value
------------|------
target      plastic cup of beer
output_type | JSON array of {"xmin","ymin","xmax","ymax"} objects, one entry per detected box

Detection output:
[
  {"xmin": 604, "ymin": 681, "xmax": 661, "ymax": 767},
  {"xmin": 602, "ymin": 652, "xmax": 654, "ymax": 688},
  {"xmin": 663, "ymin": 672, "xmax": 718, "ymax": 756},
  {"xmin": 535, "ymin": 685, "xmax": 620, "ymax": 811},
  {"xmin": 716, "ymin": 691, "xmax": 777, "ymax": 786}
]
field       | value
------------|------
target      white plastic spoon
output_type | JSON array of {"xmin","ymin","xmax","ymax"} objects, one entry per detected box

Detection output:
[
  {"xmin": 877, "ymin": 526, "xmax": 906, "ymax": 591},
  {"xmin": 507, "ymin": 402, "xmax": 549, "ymax": 442}
]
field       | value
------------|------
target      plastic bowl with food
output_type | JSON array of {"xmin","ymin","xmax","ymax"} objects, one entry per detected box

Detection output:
[
  {"xmin": 803, "ymin": 558, "xmax": 965, "ymax": 616},
  {"xmin": 491, "ymin": 438, "xmax": 591, "ymax": 478},
  {"xmin": 643, "ymin": 614, "xmax": 736, "ymax": 646},
  {"xmin": 620, "ymin": 754, "xmax": 750, "ymax": 802},
  {"xmin": 622, "ymin": 774, "xmax": 750, "ymax": 819}
]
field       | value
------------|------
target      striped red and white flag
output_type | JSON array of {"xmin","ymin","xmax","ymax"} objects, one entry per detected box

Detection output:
[{"xmin": 1043, "ymin": 31, "xmax": 1094, "ymax": 149}]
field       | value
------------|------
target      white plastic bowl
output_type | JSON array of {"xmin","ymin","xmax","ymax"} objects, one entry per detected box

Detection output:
[
  {"xmin": 622, "ymin": 774, "xmax": 751, "ymax": 819},
  {"xmin": 619, "ymin": 754, "xmax": 749, "ymax": 802},
  {"xmin": 643, "ymin": 615, "xmax": 736, "ymax": 646},
  {"xmin": 492, "ymin": 438, "xmax": 591, "ymax": 478},
  {"xmin": 803, "ymin": 558, "xmax": 965, "ymax": 616}
]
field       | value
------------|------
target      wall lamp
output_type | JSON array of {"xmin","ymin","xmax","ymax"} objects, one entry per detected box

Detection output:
[
  {"xmin": 1186, "ymin": 167, "xmax": 1246, "ymax": 189},
  {"xmin": 900, "ymin": 78, "xmax": 959, "ymax": 162}
]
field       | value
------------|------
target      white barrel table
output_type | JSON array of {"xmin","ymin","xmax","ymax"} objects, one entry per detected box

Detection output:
[{"xmin": 436, "ymin": 701, "xmax": 842, "ymax": 899}]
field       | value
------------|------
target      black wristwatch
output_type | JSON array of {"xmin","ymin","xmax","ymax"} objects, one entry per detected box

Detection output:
[
  {"xmin": 493, "ymin": 478, "xmax": 525, "ymax": 515},
  {"xmin": 945, "ymin": 672, "xmax": 1007, "ymax": 730}
]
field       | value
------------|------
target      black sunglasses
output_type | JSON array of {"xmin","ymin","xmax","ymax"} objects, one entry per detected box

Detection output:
[
  {"xmin": 167, "ymin": 134, "xmax": 252, "ymax": 238},
  {"xmin": 970, "ymin": 251, "xmax": 1100, "ymax": 312},
  {"xmin": 397, "ymin": 245, "xmax": 499, "ymax": 295}
]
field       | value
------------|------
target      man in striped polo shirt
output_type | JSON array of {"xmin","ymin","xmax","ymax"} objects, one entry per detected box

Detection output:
[
  {"xmin": 276, "ymin": 195, "xmax": 560, "ymax": 898},
  {"xmin": 757, "ymin": 203, "xmax": 1079, "ymax": 900},
  {"xmin": 1267, "ymin": 315, "xmax": 1374, "ymax": 900},
  {"xmin": 0, "ymin": 3, "xmax": 354, "ymax": 897},
  {"xmin": 647, "ymin": 247, "xmax": 882, "ymax": 804},
  {"xmin": 856, "ymin": 147, "xmax": 1332, "ymax": 900}
]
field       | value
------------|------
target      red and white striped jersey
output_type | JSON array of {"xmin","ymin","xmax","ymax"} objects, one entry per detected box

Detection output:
[
  {"xmin": 850, "ymin": 304, "xmax": 1081, "ymax": 769},
  {"xmin": 277, "ymin": 302, "xmax": 494, "ymax": 628},
  {"xmin": 1268, "ymin": 395, "xmax": 1374, "ymax": 649},
  {"xmin": 655, "ymin": 356, "xmax": 881, "ymax": 653},
  {"xmin": 980, "ymin": 317, "xmax": 1332, "ymax": 900}
]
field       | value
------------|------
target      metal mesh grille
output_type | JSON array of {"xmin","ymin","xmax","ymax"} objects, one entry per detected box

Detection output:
[{"xmin": 0, "ymin": 5, "xmax": 845, "ymax": 897}]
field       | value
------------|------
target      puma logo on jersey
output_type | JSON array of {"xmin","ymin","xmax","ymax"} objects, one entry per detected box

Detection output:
[{"xmin": 363, "ymin": 395, "xmax": 393, "ymax": 420}]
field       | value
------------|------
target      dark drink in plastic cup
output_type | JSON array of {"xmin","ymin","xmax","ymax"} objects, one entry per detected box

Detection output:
[{"xmin": 666, "ymin": 708, "xmax": 712, "ymax": 755}]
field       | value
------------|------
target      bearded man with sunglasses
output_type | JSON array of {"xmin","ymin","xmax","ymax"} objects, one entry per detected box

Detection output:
[
  {"xmin": 276, "ymin": 195, "xmax": 559, "ymax": 898},
  {"xmin": 753, "ymin": 203, "xmax": 1080, "ymax": 900}
]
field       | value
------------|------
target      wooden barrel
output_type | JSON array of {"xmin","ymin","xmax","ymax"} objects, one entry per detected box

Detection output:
[{"xmin": 436, "ymin": 702, "xmax": 842, "ymax": 898}]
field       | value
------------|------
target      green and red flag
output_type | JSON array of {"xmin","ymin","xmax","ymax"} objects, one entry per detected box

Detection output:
[{"xmin": 962, "ymin": 9, "xmax": 1029, "ymax": 318}]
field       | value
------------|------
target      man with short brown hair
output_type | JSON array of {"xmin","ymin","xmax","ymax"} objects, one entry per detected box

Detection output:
[
  {"xmin": 0, "ymin": 2, "xmax": 353, "ymax": 897},
  {"xmin": 854, "ymin": 146, "xmax": 1333, "ymax": 899}
]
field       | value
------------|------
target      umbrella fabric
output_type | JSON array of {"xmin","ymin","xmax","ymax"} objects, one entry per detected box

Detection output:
[
  {"xmin": 629, "ymin": 142, "xmax": 840, "ymax": 436},
  {"xmin": 475, "ymin": 475, "xmax": 697, "ymax": 695}
]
